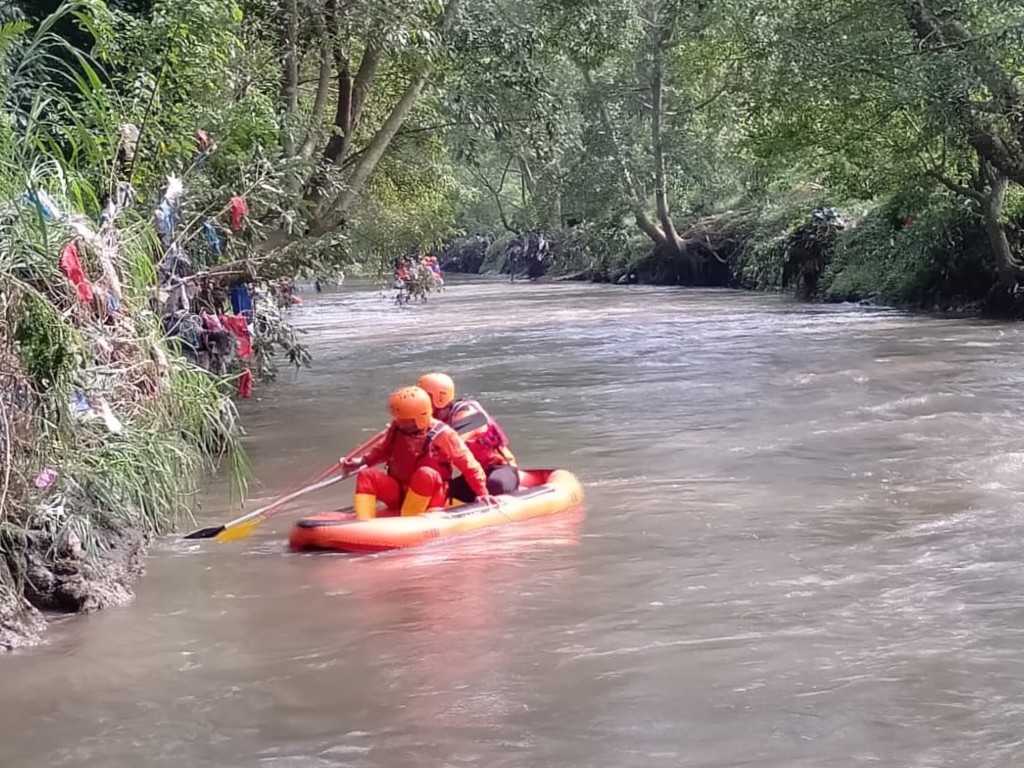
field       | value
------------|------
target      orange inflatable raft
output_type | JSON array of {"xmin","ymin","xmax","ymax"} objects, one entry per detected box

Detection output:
[{"xmin": 289, "ymin": 468, "xmax": 584, "ymax": 554}]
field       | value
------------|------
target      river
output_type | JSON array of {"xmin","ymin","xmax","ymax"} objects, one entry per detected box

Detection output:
[{"xmin": 4, "ymin": 278, "xmax": 1024, "ymax": 767}]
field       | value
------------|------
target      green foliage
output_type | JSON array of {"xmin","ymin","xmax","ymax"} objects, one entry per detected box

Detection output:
[
  {"xmin": 205, "ymin": 92, "xmax": 280, "ymax": 175},
  {"xmin": 438, "ymin": 0, "xmax": 1024, "ymax": 306},
  {"xmin": 735, "ymin": 200, "xmax": 828, "ymax": 290},
  {"xmin": 10, "ymin": 0, "xmax": 1024, "ymax": 576},
  {"xmin": 12, "ymin": 291, "xmax": 79, "ymax": 391},
  {"xmin": 90, "ymin": 0, "xmax": 246, "ymax": 176},
  {"xmin": 17, "ymin": 0, "xmax": 1020, "ymax": 308},
  {"xmin": 823, "ymin": 198, "xmax": 998, "ymax": 307},
  {"xmin": 541, "ymin": 219, "xmax": 650, "ymax": 282},
  {"xmin": 825, "ymin": 217, "xmax": 933, "ymax": 306},
  {"xmin": 64, "ymin": 426, "xmax": 200, "ymax": 535},
  {"xmin": 166, "ymin": 359, "xmax": 244, "ymax": 463},
  {"xmin": 740, "ymin": 236, "xmax": 789, "ymax": 292},
  {"xmin": 351, "ymin": 137, "xmax": 460, "ymax": 268}
]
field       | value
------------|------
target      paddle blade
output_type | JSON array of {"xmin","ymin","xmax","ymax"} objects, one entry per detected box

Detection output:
[
  {"xmin": 213, "ymin": 517, "xmax": 261, "ymax": 542},
  {"xmin": 183, "ymin": 525, "xmax": 226, "ymax": 540}
]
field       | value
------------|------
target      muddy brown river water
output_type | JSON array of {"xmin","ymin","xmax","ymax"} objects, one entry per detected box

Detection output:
[{"xmin": 4, "ymin": 278, "xmax": 1024, "ymax": 767}]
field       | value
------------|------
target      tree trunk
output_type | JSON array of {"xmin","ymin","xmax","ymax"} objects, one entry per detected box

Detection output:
[
  {"xmin": 635, "ymin": 210, "xmax": 668, "ymax": 246},
  {"xmin": 580, "ymin": 68, "xmax": 667, "ymax": 248},
  {"xmin": 968, "ymin": 121, "xmax": 1024, "ymax": 188},
  {"xmin": 278, "ymin": 0, "xmax": 299, "ymax": 156},
  {"xmin": 299, "ymin": 33, "xmax": 334, "ymax": 159},
  {"xmin": 323, "ymin": 60, "xmax": 353, "ymax": 165},
  {"xmin": 517, "ymin": 153, "xmax": 537, "ymax": 198},
  {"xmin": 326, "ymin": 45, "xmax": 381, "ymax": 166},
  {"xmin": 309, "ymin": 0, "xmax": 462, "ymax": 232},
  {"xmin": 319, "ymin": 0, "xmax": 383, "ymax": 168},
  {"xmin": 305, "ymin": 43, "xmax": 383, "ymax": 206},
  {"xmin": 495, "ymin": 192, "xmax": 518, "ymax": 235},
  {"xmin": 979, "ymin": 164, "xmax": 1016, "ymax": 286},
  {"xmin": 517, "ymin": 152, "xmax": 560, "ymax": 229},
  {"xmin": 928, "ymin": 161, "xmax": 1018, "ymax": 287},
  {"xmin": 649, "ymin": 33, "xmax": 684, "ymax": 259},
  {"xmin": 350, "ymin": 51, "xmax": 378, "ymax": 130},
  {"xmin": 310, "ymin": 74, "xmax": 427, "ymax": 233},
  {"xmin": 494, "ymin": 157, "xmax": 519, "ymax": 234},
  {"xmin": 580, "ymin": 69, "xmax": 645, "ymax": 206},
  {"xmin": 308, "ymin": 41, "xmax": 385, "ymax": 206},
  {"xmin": 905, "ymin": 1, "xmax": 1024, "ymax": 186},
  {"xmin": 267, "ymin": 0, "xmax": 462, "ymax": 244}
]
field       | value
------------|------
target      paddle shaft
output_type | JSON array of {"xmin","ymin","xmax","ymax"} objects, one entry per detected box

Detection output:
[
  {"xmin": 302, "ymin": 427, "xmax": 387, "ymax": 487},
  {"xmin": 183, "ymin": 427, "xmax": 389, "ymax": 540},
  {"xmin": 221, "ymin": 469, "xmax": 358, "ymax": 531},
  {"xmin": 217, "ymin": 428, "xmax": 386, "ymax": 533}
]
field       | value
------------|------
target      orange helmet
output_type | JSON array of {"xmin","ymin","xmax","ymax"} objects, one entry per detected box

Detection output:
[
  {"xmin": 417, "ymin": 372, "xmax": 455, "ymax": 410},
  {"xmin": 388, "ymin": 386, "xmax": 433, "ymax": 430}
]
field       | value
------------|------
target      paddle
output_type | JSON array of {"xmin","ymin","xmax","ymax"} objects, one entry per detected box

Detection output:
[{"xmin": 183, "ymin": 428, "xmax": 386, "ymax": 542}]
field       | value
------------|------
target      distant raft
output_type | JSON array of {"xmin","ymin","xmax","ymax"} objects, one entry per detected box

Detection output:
[{"xmin": 288, "ymin": 469, "xmax": 584, "ymax": 554}]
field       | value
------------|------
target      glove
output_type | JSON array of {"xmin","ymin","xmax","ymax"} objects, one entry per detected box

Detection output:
[{"xmin": 340, "ymin": 456, "xmax": 365, "ymax": 472}]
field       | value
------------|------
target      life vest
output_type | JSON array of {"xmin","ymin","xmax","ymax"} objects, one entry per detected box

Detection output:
[
  {"xmin": 384, "ymin": 420, "xmax": 449, "ymax": 484},
  {"xmin": 447, "ymin": 398, "xmax": 516, "ymax": 468}
]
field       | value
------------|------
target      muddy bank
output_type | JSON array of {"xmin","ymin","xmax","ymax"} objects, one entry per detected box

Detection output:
[
  {"xmin": 1, "ymin": 520, "xmax": 149, "ymax": 650},
  {"xmin": 0, "ymin": 565, "xmax": 45, "ymax": 651},
  {"xmin": 439, "ymin": 202, "xmax": 1024, "ymax": 318}
]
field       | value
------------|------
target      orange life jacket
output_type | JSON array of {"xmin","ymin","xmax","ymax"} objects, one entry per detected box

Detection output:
[
  {"xmin": 446, "ymin": 398, "xmax": 516, "ymax": 469},
  {"xmin": 372, "ymin": 421, "xmax": 446, "ymax": 485},
  {"xmin": 363, "ymin": 419, "xmax": 488, "ymax": 497}
]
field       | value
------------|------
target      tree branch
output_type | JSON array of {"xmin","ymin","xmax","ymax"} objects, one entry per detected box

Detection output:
[
  {"xmin": 471, "ymin": 157, "xmax": 520, "ymax": 235},
  {"xmin": 278, "ymin": 0, "xmax": 299, "ymax": 156},
  {"xmin": 516, "ymin": 152, "xmax": 537, "ymax": 198},
  {"xmin": 349, "ymin": 44, "xmax": 381, "ymax": 142},
  {"xmin": 650, "ymin": 22, "xmax": 682, "ymax": 252},
  {"xmin": 278, "ymin": 0, "xmax": 299, "ymax": 114},
  {"xmin": 337, "ymin": 119, "xmax": 538, "ymax": 170},
  {"xmin": 323, "ymin": 57, "xmax": 353, "ymax": 165},
  {"xmin": 925, "ymin": 168, "xmax": 985, "ymax": 203}
]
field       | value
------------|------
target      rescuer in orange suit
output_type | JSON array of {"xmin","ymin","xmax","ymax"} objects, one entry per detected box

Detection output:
[
  {"xmin": 416, "ymin": 372, "xmax": 520, "ymax": 503},
  {"xmin": 341, "ymin": 386, "xmax": 499, "ymax": 519}
]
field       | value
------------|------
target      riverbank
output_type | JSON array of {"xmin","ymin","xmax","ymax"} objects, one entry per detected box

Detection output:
[
  {"xmin": 439, "ymin": 197, "xmax": 1024, "ymax": 319},
  {"xmin": 0, "ymin": 6, "xmax": 325, "ymax": 651},
  {"xmin": 0, "ymin": 146, "xmax": 250, "ymax": 652},
  {"xmin": 0, "ymin": 204, "xmax": 318, "ymax": 650},
  {"xmin": 0, "ymin": 210, "xmax": 248, "ymax": 651}
]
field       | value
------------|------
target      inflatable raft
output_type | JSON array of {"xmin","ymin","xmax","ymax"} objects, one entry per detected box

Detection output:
[{"xmin": 289, "ymin": 468, "xmax": 584, "ymax": 554}]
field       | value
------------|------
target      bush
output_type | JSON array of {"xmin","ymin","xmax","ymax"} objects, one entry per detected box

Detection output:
[
  {"xmin": 822, "ymin": 199, "xmax": 999, "ymax": 308},
  {"xmin": 546, "ymin": 220, "xmax": 651, "ymax": 282}
]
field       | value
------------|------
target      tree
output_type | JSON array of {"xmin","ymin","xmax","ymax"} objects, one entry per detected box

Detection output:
[
  {"xmin": 269, "ymin": 0, "xmax": 464, "ymax": 243},
  {"xmin": 734, "ymin": 0, "xmax": 1024, "ymax": 283},
  {"xmin": 85, "ymin": 0, "xmax": 469, "ymax": 262},
  {"xmin": 537, "ymin": 0, "xmax": 748, "ymax": 281}
]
